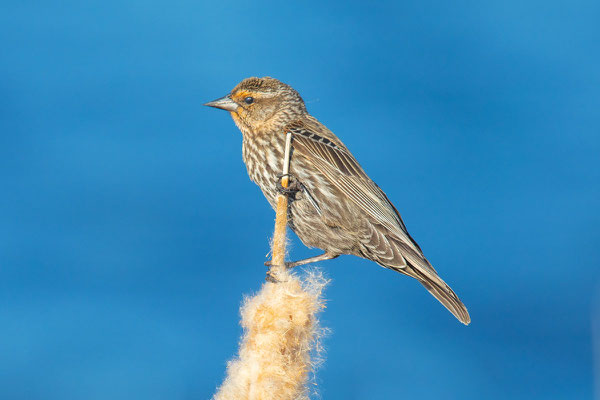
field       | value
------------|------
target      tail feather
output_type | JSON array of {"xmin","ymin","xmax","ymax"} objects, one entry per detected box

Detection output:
[
  {"xmin": 360, "ymin": 225, "xmax": 470, "ymax": 324},
  {"xmin": 410, "ymin": 266, "xmax": 471, "ymax": 325},
  {"xmin": 384, "ymin": 241, "xmax": 470, "ymax": 324}
]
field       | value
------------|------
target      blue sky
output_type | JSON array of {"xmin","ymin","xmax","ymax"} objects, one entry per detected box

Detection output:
[{"xmin": 1, "ymin": 1, "xmax": 599, "ymax": 399}]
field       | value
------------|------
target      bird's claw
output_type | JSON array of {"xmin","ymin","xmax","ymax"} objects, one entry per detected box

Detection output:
[
  {"xmin": 265, "ymin": 270, "xmax": 280, "ymax": 283},
  {"xmin": 276, "ymin": 173, "xmax": 301, "ymax": 197},
  {"xmin": 264, "ymin": 260, "xmax": 293, "ymax": 268},
  {"xmin": 265, "ymin": 266, "xmax": 290, "ymax": 283}
]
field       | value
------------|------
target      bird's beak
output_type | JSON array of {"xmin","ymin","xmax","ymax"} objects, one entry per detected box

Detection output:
[{"xmin": 204, "ymin": 95, "xmax": 238, "ymax": 112}]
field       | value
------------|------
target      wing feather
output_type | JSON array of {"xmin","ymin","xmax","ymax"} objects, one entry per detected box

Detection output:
[{"xmin": 288, "ymin": 123, "xmax": 425, "ymax": 264}]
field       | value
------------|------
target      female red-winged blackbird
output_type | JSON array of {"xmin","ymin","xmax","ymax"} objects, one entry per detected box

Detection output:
[{"xmin": 206, "ymin": 77, "xmax": 470, "ymax": 325}]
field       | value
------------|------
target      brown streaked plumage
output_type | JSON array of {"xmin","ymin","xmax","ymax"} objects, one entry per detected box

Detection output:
[{"xmin": 205, "ymin": 77, "xmax": 470, "ymax": 325}]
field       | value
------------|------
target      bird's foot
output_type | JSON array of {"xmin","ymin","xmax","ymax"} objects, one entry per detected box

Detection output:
[
  {"xmin": 276, "ymin": 173, "xmax": 301, "ymax": 197},
  {"xmin": 265, "ymin": 264, "xmax": 290, "ymax": 282},
  {"xmin": 264, "ymin": 260, "xmax": 294, "ymax": 269},
  {"xmin": 265, "ymin": 270, "xmax": 280, "ymax": 283}
]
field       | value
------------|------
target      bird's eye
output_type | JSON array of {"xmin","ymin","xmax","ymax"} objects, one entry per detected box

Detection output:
[{"xmin": 244, "ymin": 96, "xmax": 254, "ymax": 104}]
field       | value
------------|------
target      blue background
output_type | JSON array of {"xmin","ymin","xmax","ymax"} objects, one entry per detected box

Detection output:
[{"xmin": 1, "ymin": 1, "xmax": 599, "ymax": 399}]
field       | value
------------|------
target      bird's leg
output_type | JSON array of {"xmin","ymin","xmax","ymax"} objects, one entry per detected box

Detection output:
[
  {"xmin": 286, "ymin": 252, "xmax": 339, "ymax": 268},
  {"xmin": 265, "ymin": 252, "xmax": 339, "ymax": 269}
]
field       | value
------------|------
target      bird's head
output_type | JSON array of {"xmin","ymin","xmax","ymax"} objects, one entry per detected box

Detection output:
[{"xmin": 205, "ymin": 77, "xmax": 306, "ymax": 133}]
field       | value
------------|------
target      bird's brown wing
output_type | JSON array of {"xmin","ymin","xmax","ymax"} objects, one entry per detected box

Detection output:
[
  {"xmin": 287, "ymin": 121, "xmax": 427, "ymax": 269},
  {"xmin": 287, "ymin": 121, "xmax": 470, "ymax": 325}
]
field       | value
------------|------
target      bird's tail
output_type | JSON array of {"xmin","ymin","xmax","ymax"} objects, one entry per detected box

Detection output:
[
  {"xmin": 378, "ymin": 256, "xmax": 471, "ymax": 325},
  {"xmin": 409, "ymin": 264, "xmax": 471, "ymax": 325},
  {"xmin": 360, "ymin": 227, "xmax": 470, "ymax": 324}
]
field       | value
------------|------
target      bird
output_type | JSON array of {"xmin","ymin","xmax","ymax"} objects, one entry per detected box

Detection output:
[{"xmin": 205, "ymin": 77, "xmax": 470, "ymax": 325}]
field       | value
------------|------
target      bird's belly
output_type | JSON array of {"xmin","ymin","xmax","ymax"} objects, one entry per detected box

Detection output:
[{"xmin": 290, "ymin": 205, "xmax": 359, "ymax": 255}]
